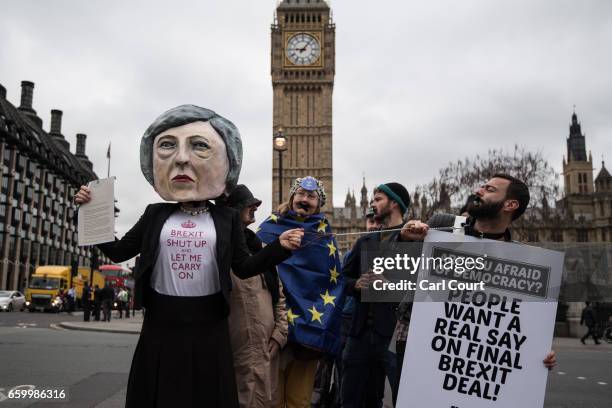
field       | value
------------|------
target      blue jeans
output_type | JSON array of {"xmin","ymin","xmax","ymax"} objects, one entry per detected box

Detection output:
[{"xmin": 341, "ymin": 327, "xmax": 391, "ymax": 408}]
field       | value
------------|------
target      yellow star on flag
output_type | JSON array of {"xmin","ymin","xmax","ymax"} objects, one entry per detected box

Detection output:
[
  {"xmin": 308, "ymin": 305, "xmax": 324, "ymax": 324},
  {"xmin": 329, "ymin": 266, "xmax": 339, "ymax": 284},
  {"xmin": 269, "ymin": 214, "xmax": 278, "ymax": 223},
  {"xmin": 287, "ymin": 308, "xmax": 300, "ymax": 325},
  {"xmin": 326, "ymin": 241, "xmax": 337, "ymax": 257},
  {"xmin": 317, "ymin": 220, "xmax": 327, "ymax": 233},
  {"xmin": 320, "ymin": 290, "xmax": 336, "ymax": 307}
]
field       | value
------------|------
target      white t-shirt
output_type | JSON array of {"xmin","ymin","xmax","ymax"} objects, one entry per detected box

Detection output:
[{"xmin": 151, "ymin": 210, "xmax": 221, "ymax": 297}]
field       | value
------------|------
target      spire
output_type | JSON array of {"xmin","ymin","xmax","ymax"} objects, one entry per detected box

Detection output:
[
  {"xmin": 360, "ymin": 176, "xmax": 369, "ymax": 216},
  {"xmin": 595, "ymin": 160, "xmax": 611, "ymax": 181},
  {"xmin": 566, "ymin": 110, "xmax": 587, "ymax": 162},
  {"xmin": 344, "ymin": 187, "xmax": 351, "ymax": 207}
]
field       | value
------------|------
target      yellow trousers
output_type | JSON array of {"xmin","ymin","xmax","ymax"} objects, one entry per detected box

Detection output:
[{"xmin": 276, "ymin": 348, "xmax": 319, "ymax": 408}]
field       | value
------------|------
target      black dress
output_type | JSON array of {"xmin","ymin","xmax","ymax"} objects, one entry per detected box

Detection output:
[
  {"xmin": 127, "ymin": 288, "xmax": 237, "ymax": 407},
  {"xmin": 96, "ymin": 202, "xmax": 291, "ymax": 407}
]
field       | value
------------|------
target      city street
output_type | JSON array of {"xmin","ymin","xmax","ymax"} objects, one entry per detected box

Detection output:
[
  {"xmin": 0, "ymin": 311, "xmax": 136, "ymax": 408},
  {"xmin": 0, "ymin": 311, "xmax": 610, "ymax": 407}
]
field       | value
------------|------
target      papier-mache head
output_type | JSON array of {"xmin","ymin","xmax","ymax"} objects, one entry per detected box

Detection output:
[{"xmin": 140, "ymin": 105, "xmax": 243, "ymax": 202}]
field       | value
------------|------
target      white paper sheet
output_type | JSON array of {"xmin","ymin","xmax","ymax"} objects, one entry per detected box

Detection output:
[{"xmin": 78, "ymin": 177, "xmax": 116, "ymax": 246}]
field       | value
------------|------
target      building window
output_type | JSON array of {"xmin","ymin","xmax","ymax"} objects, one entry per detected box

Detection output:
[
  {"xmin": 552, "ymin": 230, "xmax": 563, "ymax": 242},
  {"xmin": 12, "ymin": 208, "xmax": 21, "ymax": 227},
  {"xmin": 43, "ymin": 196, "xmax": 51, "ymax": 212},
  {"xmin": 24, "ymin": 186, "xmax": 34, "ymax": 204},
  {"xmin": 45, "ymin": 173, "xmax": 55, "ymax": 189},
  {"xmin": 2, "ymin": 148, "xmax": 13, "ymax": 168},
  {"xmin": 31, "ymin": 242, "xmax": 39, "ymax": 264},
  {"xmin": 527, "ymin": 230, "xmax": 539, "ymax": 242},
  {"xmin": 26, "ymin": 161, "xmax": 36, "ymax": 178},
  {"xmin": 33, "ymin": 167, "xmax": 41, "ymax": 184},
  {"xmin": 1, "ymin": 176, "xmax": 9, "ymax": 195},
  {"xmin": 16, "ymin": 153, "xmax": 26, "ymax": 173},
  {"xmin": 577, "ymin": 229, "xmax": 588, "ymax": 242},
  {"xmin": 13, "ymin": 180, "xmax": 24, "ymax": 201},
  {"xmin": 8, "ymin": 236, "xmax": 16, "ymax": 259},
  {"xmin": 23, "ymin": 212, "xmax": 31, "ymax": 229}
]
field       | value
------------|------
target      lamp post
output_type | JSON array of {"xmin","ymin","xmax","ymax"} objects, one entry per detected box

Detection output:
[{"xmin": 273, "ymin": 127, "xmax": 288, "ymax": 206}]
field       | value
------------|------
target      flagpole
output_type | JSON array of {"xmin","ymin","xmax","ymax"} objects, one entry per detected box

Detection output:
[{"xmin": 106, "ymin": 142, "xmax": 111, "ymax": 178}]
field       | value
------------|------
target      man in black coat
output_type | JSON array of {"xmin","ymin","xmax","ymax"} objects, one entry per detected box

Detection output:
[
  {"xmin": 82, "ymin": 284, "xmax": 91, "ymax": 322},
  {"xmin": 101, "ymin": 283, "xmax": 114, "ymax": 322},
  {"xmin": 93, "ymin": 284, "xmax": 101, "ymax": 321},
  {"xmin": 580, "ymin": 302, "xmax": 600, "ymax": 344}
]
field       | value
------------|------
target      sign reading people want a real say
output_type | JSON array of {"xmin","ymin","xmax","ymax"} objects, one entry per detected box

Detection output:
[{"xmin": 397, "ymin": 231, "xmax": 564, "ymax": 408}]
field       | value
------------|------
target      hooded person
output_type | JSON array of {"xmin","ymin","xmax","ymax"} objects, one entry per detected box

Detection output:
[
  {"xmin": 257, "ymin": 176, "xmax": 345, "ymax": 408},
  {"xmin": 74, "ymin": 105, "xmax": 304, "ymax": 408},
  {"xmin": 222, "ymin": 184, "xmax": 288, "ymax": 408}
]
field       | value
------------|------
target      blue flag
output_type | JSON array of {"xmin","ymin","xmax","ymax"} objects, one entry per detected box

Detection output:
[{"xmin": 257, "ymin": 211, "xmax": 345, "ymax": 355}]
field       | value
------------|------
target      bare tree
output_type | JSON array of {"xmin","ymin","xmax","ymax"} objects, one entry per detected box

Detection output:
[{"xmin": 415, "ymin": 145, "xmax": 559, "ymax": 219}]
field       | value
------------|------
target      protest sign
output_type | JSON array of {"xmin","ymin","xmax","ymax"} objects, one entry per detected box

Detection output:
[{"xmin": 397, "ymin": 231, "xmax": 564, "ymax": 408}]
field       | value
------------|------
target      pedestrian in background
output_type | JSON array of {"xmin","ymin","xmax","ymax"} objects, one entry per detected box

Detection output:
[
  {"xmin": 67, "ymin": 284, "xmax": 76, "ymax": 314},
  {"xmin": 580, "ymin": 302, "xmax": 600, "ymax": 345},
  {"xmin": 93, "ymin": 284, "xmax": 101, "ymax": 321},
  {"xmin": 117, "ymin": 287, "xmax": 129, "ymax": 319},
  {"xmin": 101, "ymin": 282, "xmax": 113, "ymax": 322},
  {"xmin": 82, "ymin": 283, "xmax": 92, "ymax": 322}
]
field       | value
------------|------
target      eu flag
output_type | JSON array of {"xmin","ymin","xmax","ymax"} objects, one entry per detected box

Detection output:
[{"xmin": 257, "ymin": 211, "xmax": 345, "ymax": 355}]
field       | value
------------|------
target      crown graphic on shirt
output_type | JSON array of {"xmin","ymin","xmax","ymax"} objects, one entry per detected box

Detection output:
[{"xmin": 181, "ymin": 220, "xmax": 196, "ymax": 229}]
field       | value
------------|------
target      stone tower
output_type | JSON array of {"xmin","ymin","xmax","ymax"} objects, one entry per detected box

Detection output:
[
  {"xmin": 271, "ymin": 0, "xmax": 335, "ymax": 213},
  {"xmin": 563, "ymin": 111, "xmax": 593, "ymax": 195},
  {"xmin": 562, "ymin": 111, "xmax": 594, "ymax": 217}
]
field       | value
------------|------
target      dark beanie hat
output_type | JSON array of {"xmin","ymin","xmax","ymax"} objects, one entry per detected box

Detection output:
[
  {"xmin": 222, "ymin": 185, "xmax": 262, "ymax": 210},
  {"xmin": 376, "ymin": 182, "xmax": 410, "ymax": 214}
]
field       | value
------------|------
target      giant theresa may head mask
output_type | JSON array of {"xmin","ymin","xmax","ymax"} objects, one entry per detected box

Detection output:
[{"xmin": 140, "ymin": 105, "xmax": 243, "ymax": 202}]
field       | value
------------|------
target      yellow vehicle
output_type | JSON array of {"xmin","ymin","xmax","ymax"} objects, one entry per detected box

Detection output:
[{"xmin": 25, "ymin": 266, "xmax": 104, "ymax": 312}]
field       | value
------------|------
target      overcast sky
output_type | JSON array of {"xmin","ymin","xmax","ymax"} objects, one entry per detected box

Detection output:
[{"xmin": 2, "ymin": 0, "xmax": 611, "ymax": 255}]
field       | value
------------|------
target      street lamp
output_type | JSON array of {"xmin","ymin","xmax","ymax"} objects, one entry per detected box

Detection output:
[{"xmin": 273, "ymin": 127, "xmax": 288, "ymax": 206}]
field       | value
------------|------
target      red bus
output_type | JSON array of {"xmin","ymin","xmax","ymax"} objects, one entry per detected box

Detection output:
[{"xmin": 99, "ymin": 265, "xmax": 134, "ymax": 290}]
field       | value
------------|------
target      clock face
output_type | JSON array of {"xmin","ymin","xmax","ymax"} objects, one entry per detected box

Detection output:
[{"xmin": 286, "ymin": 33, "xmax": 321, "ymax": 66}]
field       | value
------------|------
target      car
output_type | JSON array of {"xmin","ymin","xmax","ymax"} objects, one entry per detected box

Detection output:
[{"xmin": 0, "ymin": 291, "xmax": 26, "ymax": 312}]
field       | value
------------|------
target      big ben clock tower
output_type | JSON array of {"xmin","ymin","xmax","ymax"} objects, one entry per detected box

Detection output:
[{"xmin": 271, "ymin": 0, "xmax": 335, "ymax": 213}]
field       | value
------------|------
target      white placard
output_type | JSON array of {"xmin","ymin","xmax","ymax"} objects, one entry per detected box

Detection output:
[
  {"xmin": 77, "ymin": 178, "xmax": 116, "ymax": 246},
  {"xmin": 397, "ymin": 231, "xmax": 564, "ymax": 408}
]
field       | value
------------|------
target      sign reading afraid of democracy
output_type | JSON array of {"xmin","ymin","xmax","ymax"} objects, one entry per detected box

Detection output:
[{"xmin": 397, "ymin": 231, "xmax": 564, "ymax": 408}]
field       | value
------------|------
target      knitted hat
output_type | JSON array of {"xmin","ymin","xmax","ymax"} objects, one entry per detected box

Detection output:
[
  {"xmin": 375, "ymin": 182, "xmax": 410, "ymax": 214},
  {"xmin": 289, "ymin": 176, "xmax": 327, "ymax": 206}
]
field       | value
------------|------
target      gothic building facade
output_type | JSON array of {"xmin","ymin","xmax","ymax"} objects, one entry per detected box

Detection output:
[
  {"xmin": 512, "ymin": 112, "xmax": 612, "ymax": 245},
  {"xmin": 0, "ymin": 81, "xmax": 111, "ymax": 291}
]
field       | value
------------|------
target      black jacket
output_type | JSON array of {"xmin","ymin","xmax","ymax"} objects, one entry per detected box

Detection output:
[
  {"xmin": 344, "ymin": 228, "xmax": 401, "ymax": 338},
  {"xmin": 97, "ymin": 202, "xmax": 291, "ymax": 311}
]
